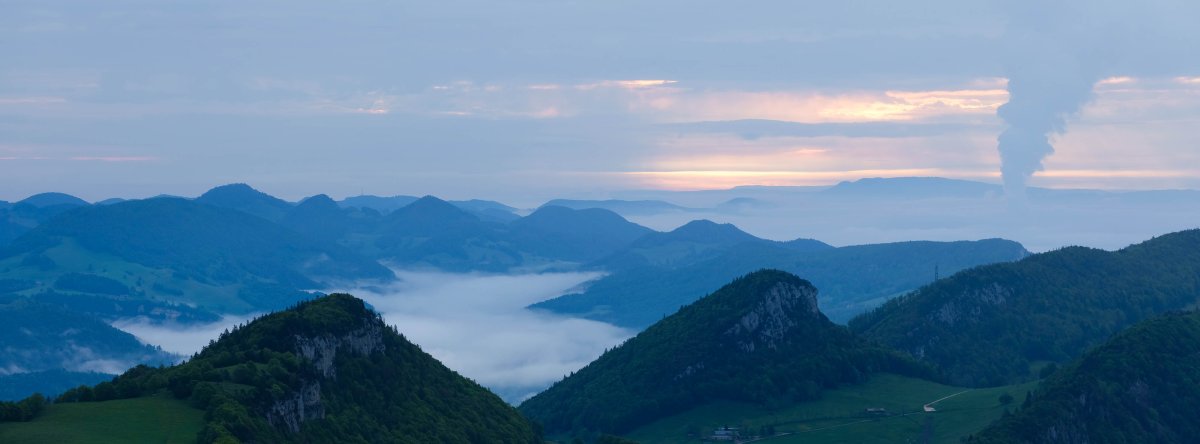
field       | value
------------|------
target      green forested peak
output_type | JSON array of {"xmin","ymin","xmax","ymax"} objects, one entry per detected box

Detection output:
[
  {"xmin": 520, "ymin": 270, "xmax": 927, "ymax": 437},
  {"xmin": 850, "ymin": 228, "xmax": 1200, "ymax": 386},
  {"xmin": 52, "ymin": 293, "xmax": 541, "ymax": 443},
  {"xmin": 969, "ymin": 310, "xmax": 1200, "ymax": 444}
]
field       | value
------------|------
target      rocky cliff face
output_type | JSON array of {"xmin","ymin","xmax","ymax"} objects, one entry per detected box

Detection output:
[
  {"xmin": 724, "ymin": 281, "xmax": 820, "ymax": 352},
  {"xmin": 267, "ymin": 319, "xmax": 387, "ymax": 433},
  {"xmin": 929, "ymin": 283, "xmax": 1012, "ymax": 326},
  {"xmin": 903, "ymin": 282, "xmax": 1013, "ymax": 360},
  {"xmin": 295, "ymin": 323, "xmax": 386, "ymax": 379},
  {"xmin": 267, "ymin": 381, "xmax": 324, "ymax": 433}
]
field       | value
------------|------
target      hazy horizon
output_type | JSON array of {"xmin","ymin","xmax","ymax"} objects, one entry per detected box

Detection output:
[{"xmin": 6, "ymin": 175, "xmax": 1200, "ymax": 207}]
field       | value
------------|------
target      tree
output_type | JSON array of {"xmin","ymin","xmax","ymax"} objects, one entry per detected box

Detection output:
[{"xmin": 0, "ymin": 393, "xmax": 47, "ymax": 422}]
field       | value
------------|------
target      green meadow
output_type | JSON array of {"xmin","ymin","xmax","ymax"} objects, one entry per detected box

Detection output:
[
  {"xmin": 0, "ymin": 392, "xmax": 203, "ymax": 444},
  {"xmin": 626, "ymin": 373, "xmax": 1038, "ymax": 444}
]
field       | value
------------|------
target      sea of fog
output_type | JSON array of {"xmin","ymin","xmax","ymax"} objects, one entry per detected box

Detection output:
[{"xmin": 114, "ymin": 270, "xmax": 631, "ymax": 403}]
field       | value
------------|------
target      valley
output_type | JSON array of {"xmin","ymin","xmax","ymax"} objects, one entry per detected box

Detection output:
[{"xmin": 0, "ymin": 184, "xmax": 1197, "ymax": 444}]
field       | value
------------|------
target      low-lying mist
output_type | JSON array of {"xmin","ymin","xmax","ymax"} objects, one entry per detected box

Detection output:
[
  {"xmin": 114, "ymin": 314, "xmax": 257, "ymax": 356},
  {"xmin": 112, "ymin": 270, "xmax": 631, "ymax": 403},
  {"xmin": 330, "ymin": 270, "xmax": 630, "ymax": 402}
]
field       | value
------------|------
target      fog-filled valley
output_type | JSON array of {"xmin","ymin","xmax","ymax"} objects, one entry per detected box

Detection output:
[
  {"xmin": 109, "ymin": 270, "xmax": 626, "ymax": 402},
  {"xmin": 2, "ymin": 183, "xmax": 1199, "ymax": 444},
  {"xmin": 1, "ymin": 180, "xmax": 1197, "ymax": 405}
]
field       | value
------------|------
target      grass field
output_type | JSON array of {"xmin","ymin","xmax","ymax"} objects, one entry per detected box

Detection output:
[
  {"xmin": 0, "ymin": 392, "xmax": 204, "ymax": 444},
  {"xmin": 0, "ymin": 238, "xmax": 252, "ymax": 313},
  {"xmin": 625, "ymin": 373, "xmax": 1038, "ymax": 444}
]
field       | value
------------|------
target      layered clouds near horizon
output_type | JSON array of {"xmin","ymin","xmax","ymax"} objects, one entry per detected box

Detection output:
[{"xmin": 3, "ymin": 1, "xmax": 1199, "ymax": 203}]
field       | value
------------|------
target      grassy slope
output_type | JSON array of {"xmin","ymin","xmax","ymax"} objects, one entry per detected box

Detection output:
[
  {"xmin": 0, "ymin": 392, "xmax": 203, "ymax": 444},
  {"xmin": 0, "ymin": 238, "xmax": 263, "ymax": 314},
  {"xmin": 626, "ymin": 374, "xmax": 1036, "ymax": 444}
]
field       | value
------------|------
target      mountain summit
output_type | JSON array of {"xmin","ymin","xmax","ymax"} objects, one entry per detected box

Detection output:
[
  {"xmin": 509, "ymin": 206, "xmax": 652, "ymax": 262},
  {"xmin": 520, "ymin": 269, "xmax": 927, "ymax": 436},
  {"xmin": 197, "ymin": 183, "xmax": 294, "ymax": 222},
  {"xmin": 664, "ymin": 219, "xmax": 761, "ymax": 244},
  {"xmin": 50, "ymin": 294, "xmax": 541, "ymax": 443},
  {"xmin": 15, "ymin": 193, "xmax": 90, "ymax": 208}
]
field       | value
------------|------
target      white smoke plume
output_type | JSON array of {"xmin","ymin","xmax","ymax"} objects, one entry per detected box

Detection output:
[{"xmin": 996, "ymin": 1, "xmax": 1113, "ymax": 198}]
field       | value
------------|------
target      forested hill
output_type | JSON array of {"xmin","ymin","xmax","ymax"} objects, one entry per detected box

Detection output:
[
  {"xmin": 0, "ymin": 193, "xmax": 90, "ymax": 246},
  {"xmin": 519, "ymin": 270, "xmax": 930, "ymax": 438},
  {"xmin": 967, "ymin": 310, "xmax": 1200, "ymax": 444},
  {"xmin": 4, "ymin": 197, "xmax": 393, "ymax": 286},
  {"xmin": 0, "ymin": 198, "xmax": 394, "ymax": 315},
  {"xmin": 196, "ymin": 183, "xmax": 294, "ymax": 223},
  {"xmin": 47, "ymin": 294, "xmax": 541, "ymax": 443},
  {"xmin": 850, "ymin": 229, "xmax": 1200, "ymax": 387}
]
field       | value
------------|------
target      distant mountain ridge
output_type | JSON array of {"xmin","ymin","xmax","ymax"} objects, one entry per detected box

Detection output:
[
  {"xmin": 338, "ymin": 194, "xmax": 519, "ymax": 221},
  {"xmin": 370, "ymin": 196, "xmax": 521, "ymax": 271},
  {"xmin": 824, "ymin": 177, "xmax": 1003, "ymax": 199},
  {"xmin": 337, "ymin": 194, "xmax": 419, "ymax": 214},
  {"xmin": 0, "ymin": 197, "xmax": 393, "ymax": 315},
  {"xmin": 592, "ymin": 219, "xmax": 784, "ymax": 271},
  {"xmin": 642, "ymin": 219, "xmax": 763, "ymax": 245},
  {"xmin": 509, "ymin": 206, "xmax": 654, "ymax": 263},
  {"xmin": 541, "ymin": 199, "xmax": 692, "ymax": 215},
  {"xmin": 15, "ymin": 193, "xmax": 90, "ymax": 208},
  {"xmin": 0, "ymin": 193, "xmax": 91, "ymax": 246},
  {"xmin": 280, "ymin": 194, "xmax": 351, "ymax": 244}
]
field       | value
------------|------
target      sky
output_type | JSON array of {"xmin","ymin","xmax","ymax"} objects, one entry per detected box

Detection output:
[{"xmin": 2, "ymin": 0, "xmax": 1200, "ymax": 204}]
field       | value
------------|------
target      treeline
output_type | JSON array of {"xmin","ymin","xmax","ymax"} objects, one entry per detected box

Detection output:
[{"xmin": 0, "ymin": 393, "xmax": 47, "ymax": 423}]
